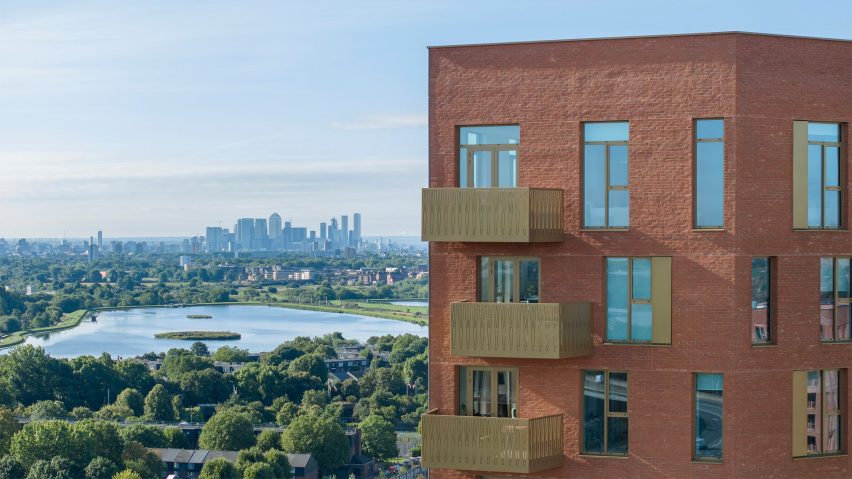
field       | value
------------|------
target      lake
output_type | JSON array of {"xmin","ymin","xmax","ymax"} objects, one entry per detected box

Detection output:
[{"xmin": 9, "ymin": 304, "xmax": 427, "ymax": 358}]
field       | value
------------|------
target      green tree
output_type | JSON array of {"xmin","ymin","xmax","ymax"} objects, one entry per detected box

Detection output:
[
  {"xmin": 301, "ymin": 389, "xmax": 326, "ymax": 409},
  {"xmin": 85, "ymin": 457, "xmax": 120, "ymax": 479},
  {"xmin": 73, "ymin": 420, "xmax": 124, "ymax": 466},
  {"xmin": 0, "ymin": 408, "xmax": 18, "ymax": 455},
  {"xmin": 71, "ymin": 406, "xmax": 95, "ymax": 419},
  {"xmin": 163, "ymin": 427, "xmax": 190, "ymax": 448},
  {"xmin": 242, "ymin": 463, "xmax": 276, "ymax": 479},
  {"xmin": 198, "ymin": 410, "xmax": 255, "ymax": 451},
  {"xmin": 199, "ymin": 457, "xmax": 239, "ymax": 479},
  {"xmin": 281, "ymin": 412, "xmax": 349, "ymax": 476},
  {"xmin": 255, "ymin": 429, "xmax": 281, "ymax": 452},
  {"xmin": 25, "ymin": 400, "xmax": 67, "ymax": 419},
  {"xmin": 115, "ymin": 388, "xmax": 145, "ymax": 416},
  {"xmin": 121, "ymin": 441, "xmax": 161, "ymax": 479},
  {"xmin": 118, "ymin": 424, "xmax": 168, "ymax": 448},
  {"xmin": 288, "ymin": 353, "xmax": 328, "ymax": 380},
  {"xmin": 94, "ymin": 404, "xmax": 135, "ymax": 421},
  {"xmin": 359, "ymin": 415, "xmax": 398, "ymax": 460},
  {"xmin": 235, "ymin": 448, "xmax": 265, "ymax": 474},
  {"xmin": 143, "ymin": 384, "xmax": 175, "ymax": 421},
  {"xmin": 191, "ymin": 341, "xmax": 210, "ymax": 356},
  {"xmin": 178, "ymin": 369, "xmax": 231, "ymax": 405},
  {"xmin": 114, "ymin": 360, "xmax": 155, "ymax": 394},
  {"xmin": 113, "ymin": 471, "xmax": 143, "ymax": 479},
  {"xmin": 263, "ymin": 449, "xmax": 292, "ymax": 479},
  {"xmin": 161, "ymin": 348, "xmax": 214, "ymax": 379},
  {"xmin": 211, "ymin": 346, "xmax": 250, "ymax": 363},
  {"xmin": 25, "ymin": 457, "xmax": 75, "ymax": 479},
  {"xmin": 10, "ymin": 419, "xmax": 75, "ymax": 470},
  {"xmin": 0, "ymin": 456, "xmax": 25, "ymax": 479}
]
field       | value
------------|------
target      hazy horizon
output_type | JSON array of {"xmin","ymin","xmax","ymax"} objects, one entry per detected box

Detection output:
[{"xmin": 2, "ymin": 1, "xmax": 850, "ymax": 237}]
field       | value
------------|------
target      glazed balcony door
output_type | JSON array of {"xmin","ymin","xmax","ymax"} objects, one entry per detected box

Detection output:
[{"xmin": 466, "ymin": 146, "xmax": 518, "ymax": 188}]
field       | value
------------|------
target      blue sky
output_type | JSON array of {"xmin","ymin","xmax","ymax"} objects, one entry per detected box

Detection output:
[{"xmin": 1, "ymin": 0, "xmax": 851, "ymax": 237}]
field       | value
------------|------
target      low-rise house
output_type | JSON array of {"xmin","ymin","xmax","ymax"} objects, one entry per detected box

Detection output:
[{"xmin": 151, "ymin": 448, "xmax": 318, "ymax": 479}]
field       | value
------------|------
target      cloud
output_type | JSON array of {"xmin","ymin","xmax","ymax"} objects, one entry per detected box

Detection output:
[{"xmin": 331, "ymin": 114, "xmax": 427, "ymax": 130}]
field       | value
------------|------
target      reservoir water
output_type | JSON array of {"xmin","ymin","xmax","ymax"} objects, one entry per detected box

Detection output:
[{"xmin": 10, "ymin": 304, "xmax": 427, "ymax": 358}]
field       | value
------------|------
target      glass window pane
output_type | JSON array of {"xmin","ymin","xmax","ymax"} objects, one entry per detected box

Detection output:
[
  {"xmin": 807, "ymin": 145, "xmax": 823, "ymax": 227},
  {"xmin": 751, "ymin": 258, "xmax": 770, "ymax": 344},
  {"xmin": 837, "ymin": 259, "xmax": 850, "ymax": 299},
  {"xmin": 824, "ymin": 414, "xmax": 840, "ymax": 453},
  {"xmin": 696, "ymin": 119, "xmax": 724, "ymax": 139},
  {"xmin": 584, "ymin": 144, "xmax": 607, "ymax": 227},
  {"xmin": 807, "ymin": 371, "xmax": 822, "ymax": 454},
  {"xmin": 820, "ymin": 258, "xmax": 835, "ymax": 341},
  {"xmin": 607, "ymin": 417, "xmax": 629, "ymax": 454},
  {"xmin": 695, "ymin": 373, "xmax": 723, "ymax": 460},
  {"xmin": 824, "ymin": 370, "xmax": 839, "ymax": 411},
  {"xmin": 808, "ymin": 122, "xmax": 840, "ymax": 143},
  {"xmin": 607, "ymin": 190, "xmax": 629, "ymax": 228},
  {"xmin": 497, "ymin": 149, "xmax": 517, "ymax": 187},
  {"xmin": 607, "ymin": 259, "xmax": 629, "ymax": 341},
  {"xmin": 585, "ymin": 122, "xmax": 629, "ymax": 142},
  {"xmin": 471, "ymin": 370, "xmax": 492, "ymax": 417},
  {"xmin": 630, "ymin": 303, "xmax": 652, "ymax": 341},
  {"xmin": 458, "ymin": 367, "xmax": 468, "ymax": 416},
  {"xmin": 824, "ymin": 191, "xmax": 840, "ymax": 229},
  {"xmin": 825, "ymin": 147, "xmax": 840, "ymax": 187},
  {"xmin": 696, "ymin": 141, "xmax": 725, "ymax": 227},
  {"xmin": 608, "ymin": 372, "xmax": 628, "ymax": 413},
  {"xmin": 519, "ymin": 260, "xmax": 539, "ymax": 303},
  {"xmin": 460, "ymin": 125, "xmax": 520, "ymax": 145},
  {"xmin": 460, "ymin": 147, "xmax": 468, "ymax": 188},
  {"xmin": 609, "ymin": 145, "xmax": 628, "ymax": 186},
  {"xmin": 583, "ymin": 371, "xmax": 605, "ymax": 453},
  {"xmin": 480, "ymin": 257, "xmax": 490, "ymax": 302},
  {"xmin": 496, "ymin": 370, "xmax": 516, "ymax": 418},
  {"xmin": 836, "ymin": 304, "xmax": 851, "ymax": 341},
  {"xmin": 632, "ymin": 258, "xmax": 651, "ymax": 300},
  {"xmin": 494, "ymin": 260, "xmax": 514, "ymax": 303},
  {"xmin": 472, "ymin": 150, "xmax": 492, "ymax": 188}
]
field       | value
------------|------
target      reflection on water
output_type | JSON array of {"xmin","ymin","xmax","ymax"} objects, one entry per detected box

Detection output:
[{"xmin": 6, "ymin": 304, "xmax": 426, "ymax": 358}]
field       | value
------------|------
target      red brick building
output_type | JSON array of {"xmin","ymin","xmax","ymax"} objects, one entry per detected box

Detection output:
[{"xmin": 421, "ymin": 32, "xmax": 851, "ymax": 478}]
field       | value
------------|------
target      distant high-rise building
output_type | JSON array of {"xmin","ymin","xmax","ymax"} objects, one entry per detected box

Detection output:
[
  {"xmin": 206, "ymin": 227, "xmax": 223, "ymax": 252},
  {"xmin": 341, "ymin": 215, "xmax": 349, "ymax": 247},
  {"xmin": 236, "ymin": 218, "xmax": 254, "ymax": 251},
  {"xmin": 97, "ymin": 230, "xmax": 103, "ymax": 251},
  {"xmin": 269, "ymin": 213, "xmax": 282, "ymax": 241},
  {"xmin": 254, "ymin": 218, "xmax": 268, "ymax": 249},
  {"xmin": 88, "ymin": 236, "xmax": 95, "ymax": 262},
  {"xmin": 320, "ymin": 222, "xmax": 327, "ymax": 242},
  {"xmin": 353, "ymin": 213, "xmax": 362, "ymax": 246}
]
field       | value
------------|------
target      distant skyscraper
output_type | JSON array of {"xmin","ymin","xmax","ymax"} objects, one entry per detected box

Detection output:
[
  {"xmin": 319, "ymin": 222, "xmax": 327, "ymax": 242},
  {"xmin": 88, "ymin": 236, "xmax": 95, "ymax": 262},
  {"xmin": 206, "ymin": 227, "xmax": 223, "ymax": 252},
  {"xmin": 254, "ymin": 218, "xmax": 268, "ymax": 249},
  {"xmin": 341, "ymin": 215, "xmax": 349, "ymax": 247},
  {"xmin": 97, "ymin": 230, "xmax": 103, "ymax": 251},
  {"xmin": 353, "ymin": 213, "xmax": 362, "ymax": 246},
  {"xmin": 236, "ymin": 218, "xmax": 254, "ymax": 251},
  {"xmin": 268, "ymin": 213, "xmax": 282, "ymax": 241}
]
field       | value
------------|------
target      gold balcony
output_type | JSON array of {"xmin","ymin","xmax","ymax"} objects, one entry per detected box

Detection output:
[
  {"xmin": 421, "ymin": 411, "xmax": 564, "ymax": 474},
  {"xmin": 421, "ymin": 188, "xmax": 563, "ymax": 242},
  {"xmin": 451, "ymin": 302, "xmax": 594, "ymax": 359}
]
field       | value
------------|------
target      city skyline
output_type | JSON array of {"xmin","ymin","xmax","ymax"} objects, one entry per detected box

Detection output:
[{"xmin": 3, "ymin": 1, "xmax": 850, "ymax": 237}]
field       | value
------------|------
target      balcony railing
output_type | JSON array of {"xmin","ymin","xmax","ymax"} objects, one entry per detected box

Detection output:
[
  {"xmin": 421, "ymin": 188, "xmax": 563, "ymax": 242},
  {"xmin": 451, "ymin": 302, "xmax": 593, "ymax": 359},
  {"xmin": 421, "ymin": 411, "xmax": 564, "ymax": 474}
]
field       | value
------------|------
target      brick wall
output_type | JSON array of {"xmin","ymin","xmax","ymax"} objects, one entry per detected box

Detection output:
[{"xmin": 428, "ymin": 32, "xmax": 852, "ymax": 479}]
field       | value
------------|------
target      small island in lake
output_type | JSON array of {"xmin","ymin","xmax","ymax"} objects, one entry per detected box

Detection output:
[
  {"xmin": 154, "ymin": 331, "xmax": 240, "ymax": 340},
  {"xmin": 186, "ymin": 314, "xmax": 213, "ymax": 319}
]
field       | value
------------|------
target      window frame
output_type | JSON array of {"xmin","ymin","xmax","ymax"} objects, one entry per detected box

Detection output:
[
  {"xmin": 457, "ymin": 366, "xmax": 520, "ymax": 418},
  {"xmin": 808, "ymin": 125, "xmax": 843, "ymax": 229},
  {"xmin": 581, "ymin": 370, "xmax": 629, "ymax": 456},
  {"xmin": 820, "ymin": 256, "xmax": 852, "ymax": 343},
  {"xmin": 693, "ymin": 373, "xmax": 724, "ymax": 463},
  {"xmin": 799, "ymin": 369, "xmax": 845, "ymax": 457},
  {"xmin": 478, "ymin": 256, "xmax": 541, "ymax": 303},
  {"xmin": 693, "ymin": 118, "xmax": 725, "ymax": 229},
  {"xmin": 751, "ymin": 256, "xmax": 774, "ymax": 345},
  {"xmin": 606, "ymin": 257, "xmax": 652, "ymax": 343},
  {"xmin": 582, "ymin": 121, "xmax": 630, "ymax": 229},
  {"xmin": 457, "ymin": 125, "xmax": 520, "ymax": 189}
]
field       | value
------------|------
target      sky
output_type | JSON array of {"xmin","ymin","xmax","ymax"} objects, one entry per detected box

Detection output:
[{"xmin": 1, "ymin": 0, "xmax": 851, "ymax": 238}]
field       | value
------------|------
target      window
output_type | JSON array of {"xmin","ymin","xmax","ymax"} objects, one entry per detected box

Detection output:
[
  {"xmin": 583, "ymin": 122, "xmax": 629, "ymax": 228},
  {"xmin": 695, "ymin": 119, "xmax": 725, "ymax": 228},
  {"xmin": 582, "ymin": 370, "xmax": 628, "ymax": 455},
  {"xmin": 606, "ymin": 257, "xmax": 671, "ymax": 344},
  {"xmin": 819, "ymin": 257, "xmax": 851, "ymax": 342},
  {"xmin": 793, "ymin": 369, "xmax": 844, "ymax": 457},
  {"xmin": 479, "ymin": 257, "xmax": 540, "ymax": 303},
  {"xmin": 458, "ymin": 367, "xmax": 517, "ymax": 418},
  {"xmin": 459, "ymin": 125, "xmax": 519, "ymax": 188},
  {"xmin": 793, "ymin": 121, "xmax": 843, "ymax": 229},
  {"xmin": 751, "ymin": 257, "xmax": 772, "ymax": 344},
  {"xmin": 694, "ymin": 373, "xmax": 724, "ymax": 461}
]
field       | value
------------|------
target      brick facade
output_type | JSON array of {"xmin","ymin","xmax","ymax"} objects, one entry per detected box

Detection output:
[{"xmin": 427, "ymin": 32, "xmax": 852, "ymax": 478}]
